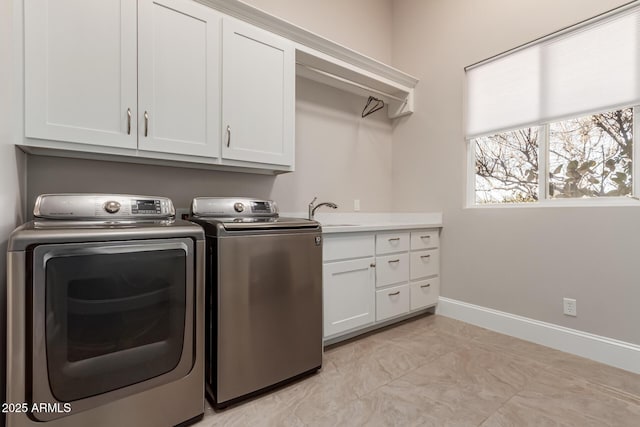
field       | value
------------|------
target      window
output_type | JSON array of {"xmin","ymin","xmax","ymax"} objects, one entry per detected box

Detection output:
[
  {"xmin": 466, "ymin": 4, "xmax": 640, "ymax": 206},
  {"xmin": 548, "ymin": 108, "xmax": 633, "ymax": 199},
  {"xmin": 474, "ymin": 128, "xmax": 539, "ymax": 204},
  {"xmin": 473, "ymin": 108, "xmax": 634, "ymax": 204}
]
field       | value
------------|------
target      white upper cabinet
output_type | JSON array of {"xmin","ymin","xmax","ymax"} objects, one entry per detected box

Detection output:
[
  {"xmin": 221, "ymin": 18, "xmax": 294, "ymax": 167},
  {"xmin": 138, "ymin": 0, "xmax": 221, "ymax": 157},
  {"xmin": 24, "ymin": 0, "xmax": 412, "ymax": 173},
  {"xmin": 25, "ymin": 0, "xmax": 138, "ymax": 149},
  {"xmin": 25, "ymin": 0, "xmax": 220, "ymax": 158}
]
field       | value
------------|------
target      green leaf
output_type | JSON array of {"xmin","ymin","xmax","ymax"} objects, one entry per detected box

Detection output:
[{"xmin": 553, "ymin": 165, "xmax": 563, "ymax": 174}]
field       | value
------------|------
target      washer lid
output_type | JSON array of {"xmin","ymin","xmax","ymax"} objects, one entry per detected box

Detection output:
[
  {"xmin": 219, "ymin": 217, "xmax": 319, "ymax": 230},
  {"xmin": 34, "ymin": 194, "xmax": 175, "ymax": 220}
]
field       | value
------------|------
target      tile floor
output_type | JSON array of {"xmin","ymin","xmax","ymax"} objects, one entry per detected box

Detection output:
[{"xmin": 194, "ymin": 314, "xmax": 640, "ymax": 426}]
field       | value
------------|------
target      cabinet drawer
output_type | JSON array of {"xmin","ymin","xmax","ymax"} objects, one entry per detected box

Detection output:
[
  {"xmin": 411, "ymin": 230, "xmax": 439, "ymax": 250},
  {"xmin": 376, "ymin": 284, "xmax": 410, "ymax": 321},
  {"xmin": 323, "ymin": 234, "xmax": 375, "ymax": 262},
  {"xmin": 376, "ymin": 253, "xmax": 409, "ymax": 288},
  {"xmin": 410, "ymin": 278, "xmax": 440, "ymax": 310},
  {"xmin": 376, "ymin": 232, "xmax": 409, "ymax": 255},
  {"xmin": 410, "ymin": 249, "xmax": 439, "ymax": 279}
]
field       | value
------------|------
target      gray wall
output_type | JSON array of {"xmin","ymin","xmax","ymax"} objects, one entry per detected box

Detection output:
[
  {"xmin": 242, "ymin": 0, "xmax": 393, "ymax": 64},
  {"xmin": 391, "ymin": 0, "xmax": 639, "ymax": 344},
  {"xmin": 26, "ymin": 0, "xmax": 395, "ymax": 215},
  {"xmin": 1, "ymin": 0, "xmax": 26, "ymax": 424},
  {"xmin": 17, "ymin": 3, "xmax": 640, "ymax": 413}
]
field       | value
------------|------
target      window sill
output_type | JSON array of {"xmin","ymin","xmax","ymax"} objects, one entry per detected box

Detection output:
[{"xmin": 467, "ymin": 197, "xmax": 640, "ymax": 209}]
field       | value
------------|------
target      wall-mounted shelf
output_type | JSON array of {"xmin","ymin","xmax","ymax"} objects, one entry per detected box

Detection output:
[
  {"xmin": 295, "ymin": 48, "xmax": 414, "ymax": 119},
  {"xmin": 196, "ymin": 0, "xmax": 418, "ymax": 120}
]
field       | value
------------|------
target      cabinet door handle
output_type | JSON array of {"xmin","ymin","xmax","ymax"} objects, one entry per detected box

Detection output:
[
  {"xmin": 388, "ymin": 237, "xmax": 400, "ymax": 242},
  {"xmin": 388, "ymin": 259, "xmax": 400, "ymax": 263},
  {"xmin": 144, "ymin": 111, "xmax": 149, "ymax": 137},
  {"xmin": 226, "ymin": 125, "xmax": 231, "ymax": 147},
  {"xmin": 127, "ymin": 108, "xmax": 131, "ymax": 135},
  {"xmin": 420, "ymin": 284, "xmax": 431, "ymax": 288},
  {"xmin": 370, "ymin": 263, "xmax": 376, "ymax": 268},
  {"xmin": 421, "ymin": 254, "xmax": 431, "ymax": 259},
  {"xmin": 388, "ymin": 291, "xmax": 400, "ymax": 296}
]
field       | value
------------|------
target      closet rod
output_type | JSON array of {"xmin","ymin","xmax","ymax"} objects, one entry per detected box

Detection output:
[{"xmin": 296, "ymin": 63, "xmax": 407, "ymax": 104}]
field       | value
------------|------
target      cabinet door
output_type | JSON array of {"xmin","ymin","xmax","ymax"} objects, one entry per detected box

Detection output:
[
  {"xmin": 323, "ymin": 258, "xmax": 375, "ymax": 338},
  {"xmin": 221, "ymin": 18, "xmax": 294, "ymax": 166},
  {"xmin": 25, "ymin": 0, "xmax": 137, "ymax": 149},
  {"xmin": 138, "ymin": 0, "xmax": 221, "ymax": 157}
]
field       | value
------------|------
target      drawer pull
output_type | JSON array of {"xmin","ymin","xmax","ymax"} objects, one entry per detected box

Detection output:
[
  {"xmin": 388, "ymin": 291, "xmax": 400, "ymax": 296},
  {"xmin": 421, "ymin": 235, "xmax": 431, "ymax": 239},
  {"xmin": 420, "ymin": 284, "xmax": 431, "ymax": 288},
  {"xmin": 421, "ymin": 254, "xmax": 431, "ymax": 259},
  {"xmin": 388, "ymin": 237, "xmax": 400, "ymax": 242},
  {"xmin": 388, "ymin": 259, "xmax": 400, "ymax": 264}
]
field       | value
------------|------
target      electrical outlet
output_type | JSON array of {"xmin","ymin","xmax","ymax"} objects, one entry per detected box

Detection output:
[
  {"xmin": 354, "ymin": 199, "xmax": 360, "ymax": 211},
  {"xmin": 563, "ymin": 298, "xmax": 577, "ymax": 316}
]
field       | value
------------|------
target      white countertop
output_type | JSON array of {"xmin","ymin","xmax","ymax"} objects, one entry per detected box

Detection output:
[{"xmin": 280, "ymin": 212, "xmax": 443, "ymax": 234}]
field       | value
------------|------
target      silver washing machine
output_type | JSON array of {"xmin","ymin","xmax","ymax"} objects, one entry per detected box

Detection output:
[
  {"xmin": 5, "ymin": 194, "xmax": 205, "ymax": 427},
  {"xmin": 189, "ymin": 197, "xmax": 322, "ymax": 409}
]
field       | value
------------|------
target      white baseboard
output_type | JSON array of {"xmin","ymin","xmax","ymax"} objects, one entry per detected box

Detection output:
[{"xmin": 436, "ymin": 297, "xmax": 640, "ymax": 374}]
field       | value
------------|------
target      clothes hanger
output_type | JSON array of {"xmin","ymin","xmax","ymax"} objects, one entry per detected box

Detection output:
[{"xmin": 361, "ymin": 96, "xmax": 385, "ymax": 118}]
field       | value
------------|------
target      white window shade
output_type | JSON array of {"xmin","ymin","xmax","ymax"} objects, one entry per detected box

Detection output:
[
  {"xmin": 466, "ymin": 5, "xmax": 640, "ymax": 139},
  {"xmin": 466, "ymin": 48, "xmax": 540, "ymax": 138}
]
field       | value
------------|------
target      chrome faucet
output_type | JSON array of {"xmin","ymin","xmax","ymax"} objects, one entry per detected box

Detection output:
[{"xmin": 308, "ymin": 197, "xmax": 338, "ymax": 220}]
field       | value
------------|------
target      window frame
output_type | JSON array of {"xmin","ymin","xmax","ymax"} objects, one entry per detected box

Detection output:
[{"xmin": 466, "ymin": 106, "xmax": 640, "ymax": 208}]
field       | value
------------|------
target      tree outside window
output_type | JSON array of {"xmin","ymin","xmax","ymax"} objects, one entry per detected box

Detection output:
[{"xmin": 473, "ymin": 107, "xmax": 633, "ymax": 204}]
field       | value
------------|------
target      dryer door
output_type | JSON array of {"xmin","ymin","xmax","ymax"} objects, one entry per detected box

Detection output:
[{"xmin": 29, "ymin": 238, "xmax": 195, "ymax": 421}]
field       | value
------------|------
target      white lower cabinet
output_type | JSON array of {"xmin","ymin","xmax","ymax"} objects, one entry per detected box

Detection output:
[
  {"xmin": 323, "ymin": 228, "xmax": 441, "ymax": 341},
  {"xmin": 376, "ymin": 284, "xmax": 410, "ymax": 321},
  {"xmin": 323, "ymin": 257, "xmax": 375, "ymax": 338}
]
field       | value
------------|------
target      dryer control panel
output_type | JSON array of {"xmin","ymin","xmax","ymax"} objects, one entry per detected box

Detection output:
[
  {"xmin": 191, "ymin": 197, "xmax": 278, "ymax": 218},
  {"xmin": 34, "ymin": 194, "xmax": 175, "ymax": 220}
]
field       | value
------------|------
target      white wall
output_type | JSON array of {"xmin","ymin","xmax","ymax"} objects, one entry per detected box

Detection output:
[
  {"xmin": 0, "ymin": 0, "xmax": 26, "ymax": 424},
  {"xmin": 391, "ymin": 0, "xmax": 639, "ymax": 344}
]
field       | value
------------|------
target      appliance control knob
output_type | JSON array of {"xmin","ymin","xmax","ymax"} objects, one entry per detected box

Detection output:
[
  {"xmin": 104, "ymin": 200, "xmax": 121, "ymax": 214},
  {"xmin": 234, "ymin": 202, "xmax": 245, "ymax": 213}
]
